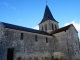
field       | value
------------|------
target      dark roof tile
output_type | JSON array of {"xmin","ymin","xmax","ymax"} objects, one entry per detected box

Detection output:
[
  {"xmin": 1, "ymin": 22, "xmax": 51, "ymax": 36},
  {"xmin": 39, "ymin": 5, "xmax": 58, "ymax": 24}
]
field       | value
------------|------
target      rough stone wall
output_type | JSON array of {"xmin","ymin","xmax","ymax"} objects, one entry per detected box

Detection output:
[
  {"xmin": 53, "ymin": 26, "xmax": 80, "ymax": 60},
  {"xmin": 0, "ymin": 28, "xmax": 57, "ymax": 60},
  {"xmin": 53, "ymin": 31, "xmax": 69, "ymax": 60},
  {"xmin": 1, "ymin": 24, "xmax": 79, "ymax": 60},
  {"xmin": 0, "ymin": 24, "xmax": 5, "ymax": 60},
  {"xmin": 68, "ymin": 25, "xmax": 80, "ymax": 60}
]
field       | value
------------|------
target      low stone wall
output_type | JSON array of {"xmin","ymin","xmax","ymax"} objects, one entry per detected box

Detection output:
[{"xmin": 15, "ymin": 56, "xmax": 70, "ymax": 60}]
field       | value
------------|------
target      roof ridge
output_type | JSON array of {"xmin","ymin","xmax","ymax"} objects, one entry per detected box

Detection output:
[
  {"xmin": 50, "ymin": 24, "xmax": 72, "ymax": 34},
  {"xmin": 1, "ymin": 22, "xmax": 51, "ymax": 36}
]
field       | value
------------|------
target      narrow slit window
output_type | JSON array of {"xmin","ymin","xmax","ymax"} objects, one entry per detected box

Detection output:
[
  {"xmin": 52, "ymin": 24, "xmax": 54, "ymax": 30},
  {"xmin": 46, "ymin": 37, "xmax": 48, "ymax": 43},
  {"xmin": 42, "ymin": 26, "xmax": 43, "ymax": 31},
  {"xmin": 45, "ymin": 25, "xmax": 47, "ymax": 31},
  {"xmin": 21, "ymin": 33, "xmax": 23, "ymax": 40},
  {"xmin": 76, "ymin": 41, "xmax": 77, "ymax": 45},
  {"xmin": 35, "ymin": 35, "xmax": 38, "ymax": 42},
  {"xmin": 55, "ymin": 25, "xmax": 57, "ymax": 30}
]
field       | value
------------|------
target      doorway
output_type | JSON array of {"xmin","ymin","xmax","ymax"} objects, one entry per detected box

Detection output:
[{"xmin": 7, "ymin": 48, "xmax": 14, "ymax": 60}]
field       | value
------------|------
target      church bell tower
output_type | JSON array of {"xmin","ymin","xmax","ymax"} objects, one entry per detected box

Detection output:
[{"xmin": 39, "ymin": 5, "xmax": 59, "ymax": 33}]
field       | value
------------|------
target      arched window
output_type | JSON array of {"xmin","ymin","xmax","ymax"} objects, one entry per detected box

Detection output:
[
  {"xmin": 55, "ymin": 25, "xmax": 57, "ymax": 30},
  {"xmin": 45, "ymin": 24, "xmax": 47, "ymax": 31}
]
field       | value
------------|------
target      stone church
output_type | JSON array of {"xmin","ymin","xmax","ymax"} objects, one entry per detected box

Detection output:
[{"xmin": 0, "ymin": 5, "xmax": 80, "ymax": 60}]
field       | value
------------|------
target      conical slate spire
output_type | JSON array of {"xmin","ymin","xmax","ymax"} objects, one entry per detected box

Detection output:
[{"xmin": 39, "ymin": 5, "xmax": 58, "ymax": 24}]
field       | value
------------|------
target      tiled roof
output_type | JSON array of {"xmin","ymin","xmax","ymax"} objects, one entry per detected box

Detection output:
[
  {"xmin": 50, "ymin": 24, "xmax": 72, "ymax": 34},
  {"xmin": 39, "ymin": 5, "xmax": 58, "ymax": 24},
  {"xmin": 1, "ymin": 22, "xmax": 51, "ymax": 36}
]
